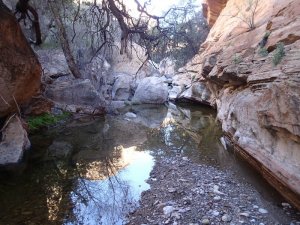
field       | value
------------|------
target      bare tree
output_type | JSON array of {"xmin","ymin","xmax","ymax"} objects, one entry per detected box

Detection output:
[
  {"xmin": 48, "ymin": 0, "xmax": 82, "ymax": 78},
  {"xmin": 14, "ymin": 0, "xmax": 42, "ymax": 45}
]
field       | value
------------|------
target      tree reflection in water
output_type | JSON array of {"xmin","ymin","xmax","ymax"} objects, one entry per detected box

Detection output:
[{"xmin": 0, "ymin": 103, "xmax": 223, "ymax": 225}]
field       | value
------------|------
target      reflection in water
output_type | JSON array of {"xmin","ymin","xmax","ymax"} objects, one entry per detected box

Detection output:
[
  {"xmin": 0, "ymin": 103, "xmax": 277, "ymax": 225},
  {"xmin": 65, "ymin": 147, "xmax": 154, "ymax": 225}
]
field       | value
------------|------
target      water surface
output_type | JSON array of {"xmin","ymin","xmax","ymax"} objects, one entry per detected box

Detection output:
[{"xmin": 0, "ymin": 103, "xmax": 288, "ymax": 224}]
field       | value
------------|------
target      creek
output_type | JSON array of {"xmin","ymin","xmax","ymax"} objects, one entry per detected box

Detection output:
[{"xmin": 0, "ymin": 103, "xmax": 287, "ymax": 224}]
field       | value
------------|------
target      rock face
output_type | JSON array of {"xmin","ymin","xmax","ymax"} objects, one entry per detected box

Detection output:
[
  {"xmin": 132, "ymin": 77, "xmax": 169, "ymax": 104},
  {"xmin": 0, "ymin": 5, "xmax": 41, "ymax": 117},
  {"xmin": 0, "ymin": 115, "xmax": 30, "ymax": 165},
  {"xmin": 203, "ymin": 0, "xmax": 228, "ymax": 27},
  {"xmin": 159, "ymin": 58, "xmax": 176, "ymax": 78},
  {"xmin": 192, "ymin": 0, "xmax": 300, "ymax": 208}
]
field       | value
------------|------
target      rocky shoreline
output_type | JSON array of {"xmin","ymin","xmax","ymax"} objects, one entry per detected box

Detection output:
[{"xmin": 127, "ymin": 155, "xmax": 300, "ymax": 225}]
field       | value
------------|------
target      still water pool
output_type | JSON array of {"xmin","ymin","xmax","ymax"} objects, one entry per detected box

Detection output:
[{"xmin": 0, "ymin": 103, "xmax": 284, "ymax": 224}]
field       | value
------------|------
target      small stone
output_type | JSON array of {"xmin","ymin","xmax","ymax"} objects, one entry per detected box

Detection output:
[
  {"xmin": 163, "ymin": 206, "xmax": 175, "ymax": 216},
  {"xmin": 222, "ymin": 214, "xmax": 232, "ymax": 222},
  {"xmin": 182, "ymin": 157, "xmax": 188, "ymax": 161},
  {"xmin": 168, "ymin": 188, "xmax": 177, "ymax": 193},
  {"xmin": 212, "ymin": 210, "xmax": 220, "ymax": 216},
  {"xmin": 213, "ymin": 196, "xmax": 221, "ymax": 201},
  {"xmin": 201, "ymin": 218, "xmax": 210, "ymax": 224},
  {"xmin": 259, "ymin": 223, "xmax": 265, "ymax": 225},
  {"xmin": 258, "ymin": 208, "xmax": 268, "ymax": 214},
  {"xmin": 282, "ymin": 202, "xmax": 291, "ymax": 208},
  {"xmin": 253, "ymin": 205, "xmax": 259, "ymax": 209},
  {"xmin": 171, "ymin": 212, "xmax": 181, "ymax": 219},
  {"xmin": 125, "ymin": 112, "xmax": 137, "ymax": 118},
  {"xmin": 239, "ymin": 212, "xmax": 250, "ymax": 217}
]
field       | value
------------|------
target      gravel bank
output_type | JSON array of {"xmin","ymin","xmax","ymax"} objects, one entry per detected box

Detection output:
[{"xmin": 127, "ymin": 155, "xmax": 300, "ymax": 225}]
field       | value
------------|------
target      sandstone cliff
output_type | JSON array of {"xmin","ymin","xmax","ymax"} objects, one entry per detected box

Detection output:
[
  {"xmin": 195, "ymin": 0, "xmax": 300, "ymax": 208},
  {"xmin": 0, "ymin": 4, "xmax": 41, "ymax": 117}
]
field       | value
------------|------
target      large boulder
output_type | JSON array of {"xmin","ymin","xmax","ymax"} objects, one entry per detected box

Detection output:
[
  {"xmin": 178, "ymin": 82, "xmax": 212, "ymax": 104},
  {"xmin": 0, "ymin": 115, "xmax": 30, "ymax": 165},
  {"xmin": 0, "ymin": 5, "xmax": 41, "ymax": 117},
  {"xmin": 36, "ymin": 49, "xmax": 71, "ymax": 84},
  {"xmin": 132, "ymin": 77, "xmax": 169, "ymax": 104},
  {"xmin": 111, "ymin": 73, "xmax": 134, "ymax": 101},
  {"xmin": 44, "ymin": 79, "xmax": 105, "ymax": 114}
]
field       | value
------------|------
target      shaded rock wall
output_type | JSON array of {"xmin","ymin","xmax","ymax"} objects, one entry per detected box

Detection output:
[
  {"xmin": 193, "ymin": 0, "xmax": 300, "ymax": 208},
  {"xmin": 0, "ymin": 4, "xmax": 41, "ymax": 117}
]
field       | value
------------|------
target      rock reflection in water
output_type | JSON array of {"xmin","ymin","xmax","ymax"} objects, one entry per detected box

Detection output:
[{"xmin": 0, "ymin": 103, "xmax": 225, "ymax": 225}]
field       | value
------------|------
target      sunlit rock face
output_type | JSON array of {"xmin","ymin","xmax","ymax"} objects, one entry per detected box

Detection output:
[
  {"xmin": 0, "ymin": 6, "xmax": 41, "ymax": 117},
  {"xmin": 189, "ymin": 0, "xmax": 300, "ymax": 208},
  {"xmin": 203, "ymin": 0, "xmax": 228, "ymax": 27}
]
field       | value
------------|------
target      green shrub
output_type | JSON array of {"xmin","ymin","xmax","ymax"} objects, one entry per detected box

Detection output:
[
  {"xmin": 27, "ymin": 112, "xmax": 70, "ymax": 131},
  {"xmin": 272, "ymin": 42, "xmax": 285, "ymax": 66},
  {"xmin": 232, "ymin": 53, "xmax": 242, "ymax": 65},
  {"xmin": 258, "ymin": 47, "xmax": 269, "ymax": 57}
]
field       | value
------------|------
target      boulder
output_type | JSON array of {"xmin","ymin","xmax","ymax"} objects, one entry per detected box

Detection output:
[
  {"xmin": 47, "ymin": 141, "xmax": 73, "ymax": 159},
  {"xmin": 0, "ymin": 115, "xmax": 30, "ymax": 165},
  {"xmin": 44, "ymin": 79, "xmax": 105, "ymax": 114},
  {"xmin": 112, "ymin": 73, "xmax": 134, "ymax": 101},
  {"xmin": 36, "ymin": 49, "xmax": 71, "ymax": 84},
  {"xmin": 169, "ymin": 86, "xmax": 184, "ymax": 101},
  {"xmin": 179, "ymin": 82, "xmax": 212, "ymax": 104},
  {"xmin": 45, "ymin": 79, "xmax": 103, "ymax": 106},
  {"xmin": 132, "ymin": 77, "xmax": 169, "ymax": 104},
  {"xmin": 0, "ymin": 5, "xmax": 41, "ymax": 117}
]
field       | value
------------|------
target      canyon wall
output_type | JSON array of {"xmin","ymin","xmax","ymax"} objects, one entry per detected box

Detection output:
[
  {"xmin": 0, "ymin": 4, "xmax": 41, "ymax": 117},
  {"xmin": 197, "ymin": 0, "xmax": 300, "ymax": 208}
]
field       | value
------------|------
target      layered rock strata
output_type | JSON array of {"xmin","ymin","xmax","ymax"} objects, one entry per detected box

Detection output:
[{"xmin": 192, "ymin": 0, "xmax": 300, "ymax": 209}]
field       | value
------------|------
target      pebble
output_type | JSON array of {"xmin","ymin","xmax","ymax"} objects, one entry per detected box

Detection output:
[
  {"xmin": 124, "ymin": 112, "xmax": 137, "ymax": 118},
  {"xmin": 239, "ymin": 212, "xmax": 250, "ymax": 217},
  {"xmin": 212, "ymin": 210, "xmax": 220, "ymax": 216},
  {"xmin": 258, "ymin": 208, "xmax": 268, "ymax": 214},
  {"xmin": 282, "ymin": 202, "xmax": 291, "ymax": 208},
  {"xmin": 168, "ymin": 188, "xmax": 177, "ymax": 193},
  {"xmin": 163, "ymin": 206, "xmax": 175, "ymax": 216},
  {"xmin": 222, "ymin": 214, "xmax": 232, "ymax": 222},
  {"xmin": 201, "ymin": 218, "xmax": 210, "ymax": 224},
  {"xmin": 213, "ymin": 196, "xmax": 221, "ymax": 201}
]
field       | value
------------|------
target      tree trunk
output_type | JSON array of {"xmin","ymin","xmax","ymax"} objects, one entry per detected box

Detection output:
[{"xmin": 48, "ymin": 0, "xmax": 82, "ymax": 79}]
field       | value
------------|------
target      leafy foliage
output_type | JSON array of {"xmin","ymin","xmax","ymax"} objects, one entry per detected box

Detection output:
[
  {"xmin": 258, "ymin": 47, "xmax": 269, "ymax": 57},
  {"xmin": 232, "ymin": 53, "xmax": 242, "ymax": 65},
  {"xmin": 150, "ymin": 3, "xmax": 209, "ymax": 68},
  {"xmin": 272, "ymin": 42, "xmax": 285, "ymax": 66},
  {"xmin": 27, "ymin": 112, "xmax": 70, "ymax": 131}
]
